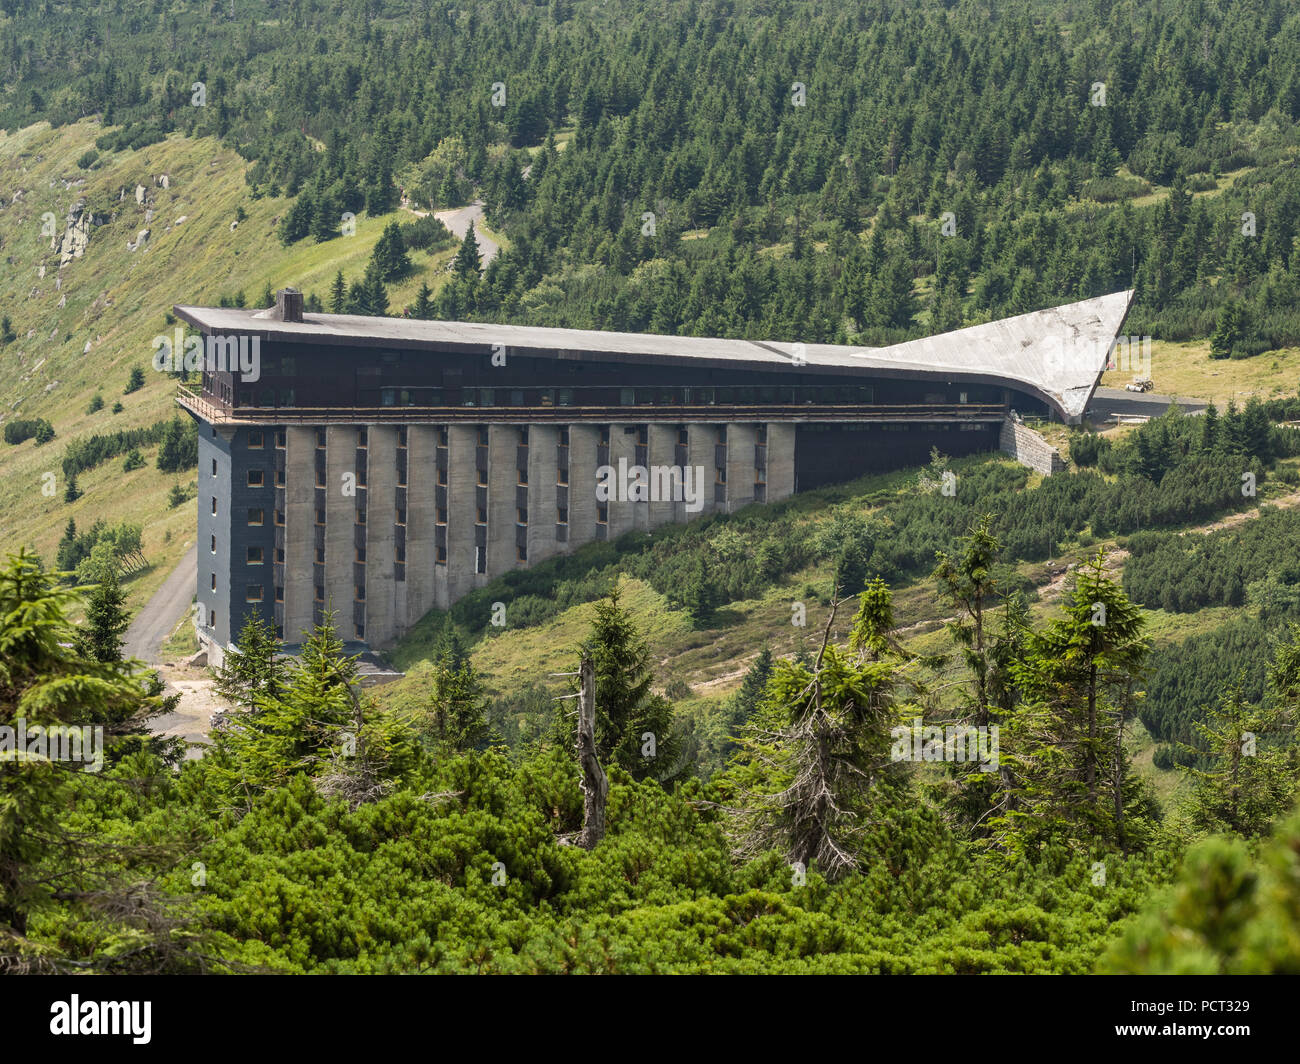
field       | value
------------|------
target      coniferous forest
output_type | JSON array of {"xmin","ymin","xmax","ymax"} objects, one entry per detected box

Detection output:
[{"xmin": 3, "ymin": 0, "xmax": 1300, "ymax": 1026}]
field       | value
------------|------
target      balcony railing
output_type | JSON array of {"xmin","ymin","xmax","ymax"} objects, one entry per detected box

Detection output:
[{"xmin": 177, "ymin": 385, "xmax": 1005, "ymax": 425}]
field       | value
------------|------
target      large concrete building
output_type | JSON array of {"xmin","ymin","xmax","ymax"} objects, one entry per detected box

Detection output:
[{"xmin": 175, "ymin": 288, "xmax": 1132, "ymax": 663}]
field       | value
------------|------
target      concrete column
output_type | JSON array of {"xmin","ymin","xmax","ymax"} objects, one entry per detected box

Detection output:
[
  {"xmin": 445, "ymin": 424, "xmax": 478, "ymax": 605},
  {"xmin": 647, "ymin": 423, "xmax": 677, "ymax": 528},
  {"xmin": 405, "ymin": 425, "xmax": 437, "ymax": 629},
  {"xmin": 325, "ymin": 425, "xmax": 357, "ymax": 638},
  {"xmin": 364, "ymin": 425, "xmax": 398, "ymax": 647},
  {"xmin": 607, "ymin": 423, "xmax": 637, "ymax": 538},
  {"xmin": 527, "ymin": 425, "xmax": 559, "ymax": 566},
  {"xmin": 725, "ymin": 423, "xmax": 759, "ymax": 512},
  {"xmin": 282, "ymin": 427, "xmax": 316, "ymax": 644},
  {"xmin": 686, "ymin": 422, "xmax": 719, "ymax": 516},
  {"xmin": 567, "ymin": 424, "xmax": 600, "ymax": 550},
  {"xmin": 487, "ymin": 424, "xmax": 519, "ymax": 577},
  {"xmin": 767, "ymin": 422, "xmax": 796, "ymax": 501}
]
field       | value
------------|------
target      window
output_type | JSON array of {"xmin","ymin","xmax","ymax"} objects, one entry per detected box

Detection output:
[
  {"xmin": 210, "ymin": 610, "xmax": 217, "ymax": 629},
  {"xmin": 275, "ymin": 509, "xmax": 285, "ymax": 526},
  {"xmin": 559, "ymin": 427, "xmax": 570, "ymax": 446},
  {"xmin": 276, "ymin": 548, "xmax": 285, "ymax": 563},
  {"xmin": 211, "ymin": 458, "xmax": 218, "ymax": 477},
  {"xmin": 315, "ymin": 548, "xmax": 325, "ymax": 565},
  {"xmin": 437, "ymin": 467, "xmax": 447, "ymax": 486},
  {"xmin": 274, "ymin": 586, "xmax": 284, "ymax": 603},
  {"xmin": 248, "ymin": 430, "xmax": 264, "ymax": 448},
  {"xmin": 356, "ymin": 547, "xmax": 366, "ymax": 563},
  {"xmin": 276, "ymin": 469, "xmax": 285, "ymax": 487},
  {"xmin": 597, "ymin": 503, "xmax": 608, "ymax": 523},
  {"xmin": 398, "ymin": 428, "xmax": 407, "ymax": 446},
  {"xmin": 210, "ymin": 534, "xmax": 216, "ymax": 554},
  {"xmin": 477, "ymin": 507, "xmax": 487, "ymax": 524},
  {"xmin": 557, "ymin": 507, "xmax": 568, "ymax": 524},
  {"xmin": 437, "ymin": 544, "xmax": 447, "ymax": 564},
  {"xmin": 211, "ymin": 497, "xmax": 218, "ymax": 516},
  {"xmin": 518, "ymin": 468, "xmax": 528, "ymax": 485},
  {"xmin": 517, "ymin": 545, "xmax": 527, "ymax": 562},
  {"xmin": 315, "ymin": 508, "xmax": 325, "ymax": 525},
  {"xmin": 557, "ymin": 468, "xmax": 568, "ymax": 485},
  {"xmin": 210, "ymin": 572, "xmax": 216, "ymax": 591},
  {"xmin": 248, "ymin": 508, "xmax": 264, "ymax": 526},
  {"xmin": 517, "ymin": 507, "xmax": 528, "ymax": 524},
  {"xmin": 316, "ymin": 429, "xmax": 326, "ymax": 447},
  {"xmin": 356, "ymin": 508, "xmax": 366, "ymax": 525},
  {"xmin": 246, "ymin": 585, "xmax": 263, "ymax": 602},
  {"xmin": 437, "ymin": 507, "xmax": 447, "ymax": 524},
  {"xmin": 355, "ymin": 585, "xmax": 366, "ymax": 603},
  {"xmin": 315, "ymin": 585, "xmax": 325, "ymax": 603},
  {"xmin": 276, "ymin": 430, "xmax": 286, "ymax": 448},
  {"xmin": 247, "ymin": 546, "xmax": 264, "ymax": 564},
  {"xmin": 396, "ymin": 508, "xmax": 406, "ymax": 525},
  {"xmin": 316, "ymin": 469, "xmax": 326, "ymax": 488},
  {"xmin": 396, "ymin": 545, "xmax": 405, "ymax": 563},
  {"xmin": 357, "ymin": 428, "xmax": 368, "ymax": 447},
  {"xmin": 247, "ymin": 469, "xmax": 264, "ymax": 487},
  {"xmin": 355, "ymin": 624, "xmax": 365, "ymax": 640}
]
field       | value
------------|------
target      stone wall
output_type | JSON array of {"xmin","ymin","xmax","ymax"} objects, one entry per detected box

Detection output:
[{"xmin": 999, "ymin": 418, "xmax": 1066, "ymax": 475}]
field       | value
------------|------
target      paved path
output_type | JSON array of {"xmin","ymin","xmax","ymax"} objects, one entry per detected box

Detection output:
[
  {"xmin": 1088, "ymin": 387, "xmax": 1207, "ymax": 421},
  {"xmin": 124, "ymin": 543, "xmax": 196, "ymax": 664},
  {"xmin": 427, "ymin": 202, "xmax": 499, "ymax": 269}
]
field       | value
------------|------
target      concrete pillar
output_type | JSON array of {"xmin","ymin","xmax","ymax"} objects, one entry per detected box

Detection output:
[
  {"xmin": 686, "ymin": 422, "xmax": 720, "ymax": 516},
  {"xmin": 527, "ymin": 424, "xmax": 559, "ymax": 566},
  {"xmin": 282, "ymin": 427, "xmax": 316, "ymax": 644},
  {"xmin": 607, "ymin": 423, "xmax": 637, "ymax": 538},
  {"xmin": 567, "ymin": 424, "xmax": 600, "ymax": 549},
  {"xmin": 725, "ymin": 423, "xmax": 759, "ymax": 512},
  {"xmin": 647, "ymin": 423, "xmax": 677, "ymax": 528},
  {"xmin": 325, "ymin": 425, "xmax": 357, "ymax": 638},
  {"xmin": 767, "ymin": 422, "xmax": 796, "ymax": 501},
  {"xmin": 364, "ymin": 425, "xmax": 398, "ymax": 647},
  {"xmin": 445, "ymin": 424, "xmax": 478, "ymax": 605},
  {"xmin": 405, "ymin": 425, "xmax": 438, "ymax": 630},
  {"xmin": 487, "ymin": 424, "xmax": 519, "ymax": 577}
]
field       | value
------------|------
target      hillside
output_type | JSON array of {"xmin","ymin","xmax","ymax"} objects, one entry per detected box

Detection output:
[{"xmin": 0, "ymin": 118, "xmax": 485, "ymax": 609}]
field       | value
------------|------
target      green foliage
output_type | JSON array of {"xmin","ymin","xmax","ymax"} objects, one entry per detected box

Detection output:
[
  {"xmin": 4, "ymin": 418, "xmax": 55, "ymax": 446},
  {"xmin": 124, "ymin": 366, "xmax": 145, "ymax": 394},
  {"xmin": 1103, "ymin": 805, "xmax": 1300, "ymax": 973}
]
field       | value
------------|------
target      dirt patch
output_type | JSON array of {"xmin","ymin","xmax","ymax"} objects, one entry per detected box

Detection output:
[{"xmin": 150, "ymin": 661, "xmax": 233, "ymax": 757}]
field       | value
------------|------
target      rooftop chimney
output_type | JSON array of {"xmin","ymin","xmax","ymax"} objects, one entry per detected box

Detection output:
[{"xmin": 274, "ymin": 287, "xmax": 304, "ymax": 322}]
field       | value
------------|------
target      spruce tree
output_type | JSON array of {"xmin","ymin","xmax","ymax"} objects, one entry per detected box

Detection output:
[
  {"xmin": 75, "ymin": 572, "xmax": 130, "ymax": 664},
  {"xmin": 452, "ymin": 222, "xmax": 482, "ymax": 279},
  {"xmin": 581, "ymin": 583, "xmax": 678, "ymax": 778}
]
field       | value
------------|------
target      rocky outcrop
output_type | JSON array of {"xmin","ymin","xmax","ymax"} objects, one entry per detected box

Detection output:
[{"xmin": 57, "ymin": 199, "xmax": 105, "ymax": 265}]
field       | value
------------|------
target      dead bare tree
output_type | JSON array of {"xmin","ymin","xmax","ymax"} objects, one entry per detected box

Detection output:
[{"xmin": 575, "ymin": 655, "xmax": 608, "ymax": 849}]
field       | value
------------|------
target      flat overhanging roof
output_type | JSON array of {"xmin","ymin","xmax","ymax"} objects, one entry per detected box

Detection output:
[{"xmin": 174, "ymin": 288, "xmax": 1134, "ymax": 425}]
